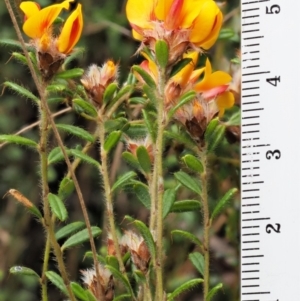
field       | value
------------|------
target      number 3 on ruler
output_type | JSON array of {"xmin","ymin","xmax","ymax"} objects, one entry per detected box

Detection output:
[{"xmin": 266, "ymin": 149, "xmax": 281, "ymax": 159}]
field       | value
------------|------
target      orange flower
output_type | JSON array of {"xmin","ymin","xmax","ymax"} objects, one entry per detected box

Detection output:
[
  {"xmin": 194, "ymin": 59, "xmax": 234, "ymax": 117},
  {"xmin": 126, "ymin": 0, "xmax": 223, "ymax": 54},
  {"xmin": 20, "ymin": 0, "xmax": 83, "ymax": 54}
]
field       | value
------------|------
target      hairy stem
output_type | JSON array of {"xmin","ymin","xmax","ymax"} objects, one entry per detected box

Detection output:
[
  {"xmin": 5, "ymin": 1, "xmax": 104, "ymax": 298},
  {"xmin": 153, "ymin": 65, "xmax": 166, "ymax": 301},
  {"xmin": 200, "ymin": 150, "xmax": 210, "ymax": 299},
  {"xmin": 41, "ymin": 229, "xmax": 51, "ymax": 301}
]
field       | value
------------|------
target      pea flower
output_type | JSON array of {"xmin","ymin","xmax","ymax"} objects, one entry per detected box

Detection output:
[
  {"xmin": 126, "ymin": 0, "xmax": 223, "ymax": 63},
  {"xmin": 20, "ymin": 0, "xmax": 83, "ymax": 80}
]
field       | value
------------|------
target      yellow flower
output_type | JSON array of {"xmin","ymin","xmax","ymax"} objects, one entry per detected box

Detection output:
[
  {"xmin": 57, "ymin": 4, "xmax": 83, "ymax": 54},
  {"xmin": 20, "ymin": 0, "xmax": 83, "ymax": 54},
  {"xmin": 126, "ymin": 0, "xmax": 223, "ymax": 50},
  {"xmin": 194, "ymin": 59, "xmax": 234, "ymax": 117}
]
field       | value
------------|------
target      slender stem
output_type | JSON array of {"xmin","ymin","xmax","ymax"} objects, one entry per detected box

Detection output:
[
  {"xmin": 5, "ymin": 3, "xmax": 104, "ymax": 299},
  {"xmin": 41, "ymin": 232, "xmax": 51, "ymax": 301},
  {"xmin": 199, "ymin": 150, "xmax": 210, "ymax": 299},
  {"xmin": 153, "ymin": 65, "xmax": 166, "ymax": 301}
]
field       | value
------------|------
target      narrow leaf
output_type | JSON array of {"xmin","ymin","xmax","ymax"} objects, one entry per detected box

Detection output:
[
  {"xmin": 206, "ymin": 283, "xmax": 223, "ymax": 301},
  {"xmin": 55, "ymin": 221, "xmax": 85, "ymax": 240},
  {"xmin": 73, "ymin": 98, "xmax": 97, "ymax": 118},
  {"xmin": 168, "ymin": 91, "xmax": 196, "ymax": 119},
  {"xmin": 71, "ymin": 282, "xmax": 89, "ymax": 301},
  {"xmin": 163, "ymin": 188, "xmax": 176, "ymax": 218},
  {"xmin": 105, "ymin": 118, "xmax": 128, "ymax": 132},
  {"xmin": 70, "ymin": 149, "xmax": 100, "ymax": 167},
  {"xmin": 171, "ymin": 230, "xmax": 202, "ymax": 248},
  {"xmin": 12, "ymin": 52, "xmax": 28, "ymax": 65},
  {"xmin": 132, "ymin": 181, "xmax": 151, "ymax": 209},
  {"xmin": 106, "ymin": 255, "xmax": 119, "ymax": 270},
  {"xmin": 56, "ymin": 124, "xmax": 95, "ymax": 143},
  {"xmin": 210, "ymin": 188, "xmax": 238, "ymax": 221},
  {"xmin": 134, "ymin": 220, "xmax": 156, "ymax": 259},
  {"xmin": 103, "ymin": 82, "xmax": 118, "ymax": 105},
  {"xmin": 170, "ymin": 200, "xmax": 201, "ymax": 213},
  {"xmin": 189, "ymin": 252, "xmax": 205, "ymax": 276},
  {"xmin": 58, "ymin": 177, "xmax": 75, "ymax": 200},
  {"xmin": 111, "ymin": 171, "xmax": 136, "ymax": 192},
  {"xmin": 104, "ymin": 130, "xmax": 122, "ymax": 153},
  {"xmin": 85, "ymin": 289, "xmax": 97, "ymax": 301},
  {"xmin": 174, "ymin": 171, "xmax": 201, "ymax": 195},
  {"xmin": 155, "ymin": 40, "xmax": 169, "ymax": 69},
  {"xmin": 113, "ymin": 294, "xmax": 132, "ymax": 301},
  {"xmin": 48, "ymin": 193, "xmax": 68, "ymax": 221},
  {"xmin": 207, "ymin": 124, "xmax": 226, "ymax": 153},
  {"xmin": 142, "ymin": 109, "xmax": 156, "ymax": 141},
  {"xmin": 110, "ymin": 85, "xmax": 133, "ymax": 106},
  {"xmin": 142, "ymin": 84, "xmax": 157, "ymax": 104},
  {"xmin": 132, "ymin": 65, "xmax": 156, "ymax": 88},
  {"xmin": 0, "ymin": 38, "xmax": 24, "ymax": 49},
  {"xmin": 48, "ymin": 147, "xmax": 71, "ymax": 165},
  {"xmin": 45, "ymin": 271, "xmax": 67, "ymax": 294},
  {"xmin": 61, "ymin": 226, "xmax": 102, "ymax": 251},
  {"xmin": 10, "ymin": 266, "xmax": 39, "ymax": 278},
  {"xmin": 105, "ymin": 265, "xmax": 134, "ymax": 296},
  {"xmin": 136, "ymin": 146, "xmax": 152, "ymax": 174},
  {"xmin": 0, "ymin": 135, "xmax": 37, "ymax": 148},
  {"xmin": 55, "ymin": 68, "xmax": 84, "ymax": 79},
  {"xmin": 182, "ymin": 154, "xmax": 203, "ymax": 173},
  {"xmin": 122, "ymin": 151, "xmax": 141, "ymax": 170},
  {"xmin": 167, "ymin": 279, "xmax": 203, "ymax": 301},
  {"xmin": 204, "ymin": 118, "xmax": 219, "ymax": 141},
  {"xmin": 164, "ymin": 130, "xmax": 196, "ymax": 149},
  {"xmin": 4, "ymin": 81, "xmax": 39, "ymax": 103},
  {"xmin": 84, "ymin": 251, "xmax": 106, "ymax": 264}
]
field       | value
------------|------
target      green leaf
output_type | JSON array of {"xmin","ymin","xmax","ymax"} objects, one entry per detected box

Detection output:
[
  {"xmin": 206, "ymin": 283, "xmax": 223, "ymax": 301},
  {"xmin": 70, "ymin": 149, "xmax": 100, "ymax": 167},
  {"xmin": 164, "ymin": 129, "xmax": 196, "ymax": 149},
  {"xmin": 167, "ymin": 279, "xmax": 203, "ymax": 301},
  {"xmin": 132, "ymin": 181, "xmax": 150, "ymax": 209},
  {"xmin": 58, "ymin": 177, "xmax": 75, "ymax": 200},
  {"xmin": 122, "ymin": 151, "xmax": 141, "ymax": 170},
  {"xmin": 111, "ymin": 171, "xmax": 136, "ymax": 192},
  {"xmin": 55, "ymin": 68, "xmax": 84, "ymax": 79},
  {"xmin": 207, "ymin": 124, "xmax": 226, "ymax": 153},
  {"xmin": 0, "ymin": 135, "xmax": 37, "ymax": 148},
  {"xmin": 210, "ymin": 188, "xmax": 238, "ymax": 221},
  {"xmin": 219, "ymin": 28, "xmax": 235, "ymax": 40},
  {"xmin": 170, "ymin": 58, "xmax": 193, "ymax": 77},
  {"xmin": 134, "ymin": 270, "xmax": 146, "ymax": 283},
  {"xmin": 134, "ymin": 220, "xmax": 156, "ymax": 259},
  {"xmin": 227, "ymin": 110, "xmax": 240, "ymax": 126},
  {"xmin": 204, "ymin": 118, "xmax": 219, "ymax": 141},
  {"xmin": 136, "ymin": 146, "xmax": 152, "ymax": 174},
  {"xmin": 84, "ymin": 251, "xmax": 106, "ymax": 264},
  {"xmin": 61, "ymin": 226, "xmax": 102, "ymax": 251},
  {"xmin": 189, "ymin": 252, "xmax": 204, "ymax": 276},
  {"xmin": 132, "ymin": 65, "xmax": 156, "ymax": 88},
  {"xmin": 110, "ymin": 85, "xmax": 133, "ymax": 106},
  {"xmin": 105, "ymin": 118, "xmax": 128, "ymax": 132},
  {"xmin": 73, "ymin": 98, "xmax": 97, "ymax": 118},
  {"xmin": 55, "ymin": 221, "xmax": 85, "ymax": 240},
  {"xmin": 48, "ymin": 147, "xmax": 71, "ymax": 165},
  {"xmin": 56, "ymin": 124, "xmax": 95, "ymax": 143},
  {"xmin": 105, "ymin": 265, "xmax": 134, "ymax": 297},
  {"xmin": 155, "ymin": 40, "xmax": 169, "ymax": 69},
  {"xmin": 174, "ymin": 171, "xmax": 201, "ymax": 195},
  {"xmin": 12, "ymin": 52, "xmax": 28, "ymax": 65},
  {"xmin": 71, "ymin": 282, "xmax": 89, "ymax": 301},
  {"xmin": 85, "ymin": 289, "xmax": 97, "ymax": 301},
  {"xmin": 181, "ymin": 154, "xmax": 203, "ymax": 173},
  {"xmin": 64, "ymin": 47, "xmax": 85, "ymax": 67},
  {"xmin": 163, "ymin": 188, "xmax": 176, "ymax": 218},
  {"xmin": 142, "ymin": 109, "xmax": 156, "ymax": 141},
  {"xmin": 106, "ymin": 255, "xmax": 119, "ymax": 270},
  {"xmin": 103, "ymin": 82, "xmax": 118, "ymax": 105},
  {"xmin": 170, "ymin": 200, "xmax": 201, "ymax": 213},
  {"xmin": 113, "ymin": 294, "xmax": 132, "ymax": 301},
  {"xmin": 104, "ymin": 130, "xmax": 122, "ymax": 153},
  {"xmin": 10, "ymin": 266, "xmax": 39, "ymax": 278},
  {"xmin": 168, "ymin": 91, "xmax": 196, "ymax": 119},
  {"xmin": 4, "ymin": 81, "xmax": 39, "ymax": 103},
  {"xmin": 124, "ymin": 123, "xmax": 148, "ymax": 138},
  {"xmin": 48, "ymin": 193, "xmax": 68, "ymax": 221},
  {"xmin": 46, "ymin": 271, "xmax": 67, "ymax": 295},
  {"xmin": 142, "ymin": 84, "xmax": 158, "ymax": 104},
  {"xmin": 171, "ymin": 230, "xmax": 202, "ymax": 248},
  {"xmin": 0, "ymin": 38, "xmax": 24, "ymax": 49}
]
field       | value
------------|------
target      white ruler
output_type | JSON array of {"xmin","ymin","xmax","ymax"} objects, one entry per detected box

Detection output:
[{"xmin": 241, "ymin": 1, "xmax": 300, "ymax": 300}]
